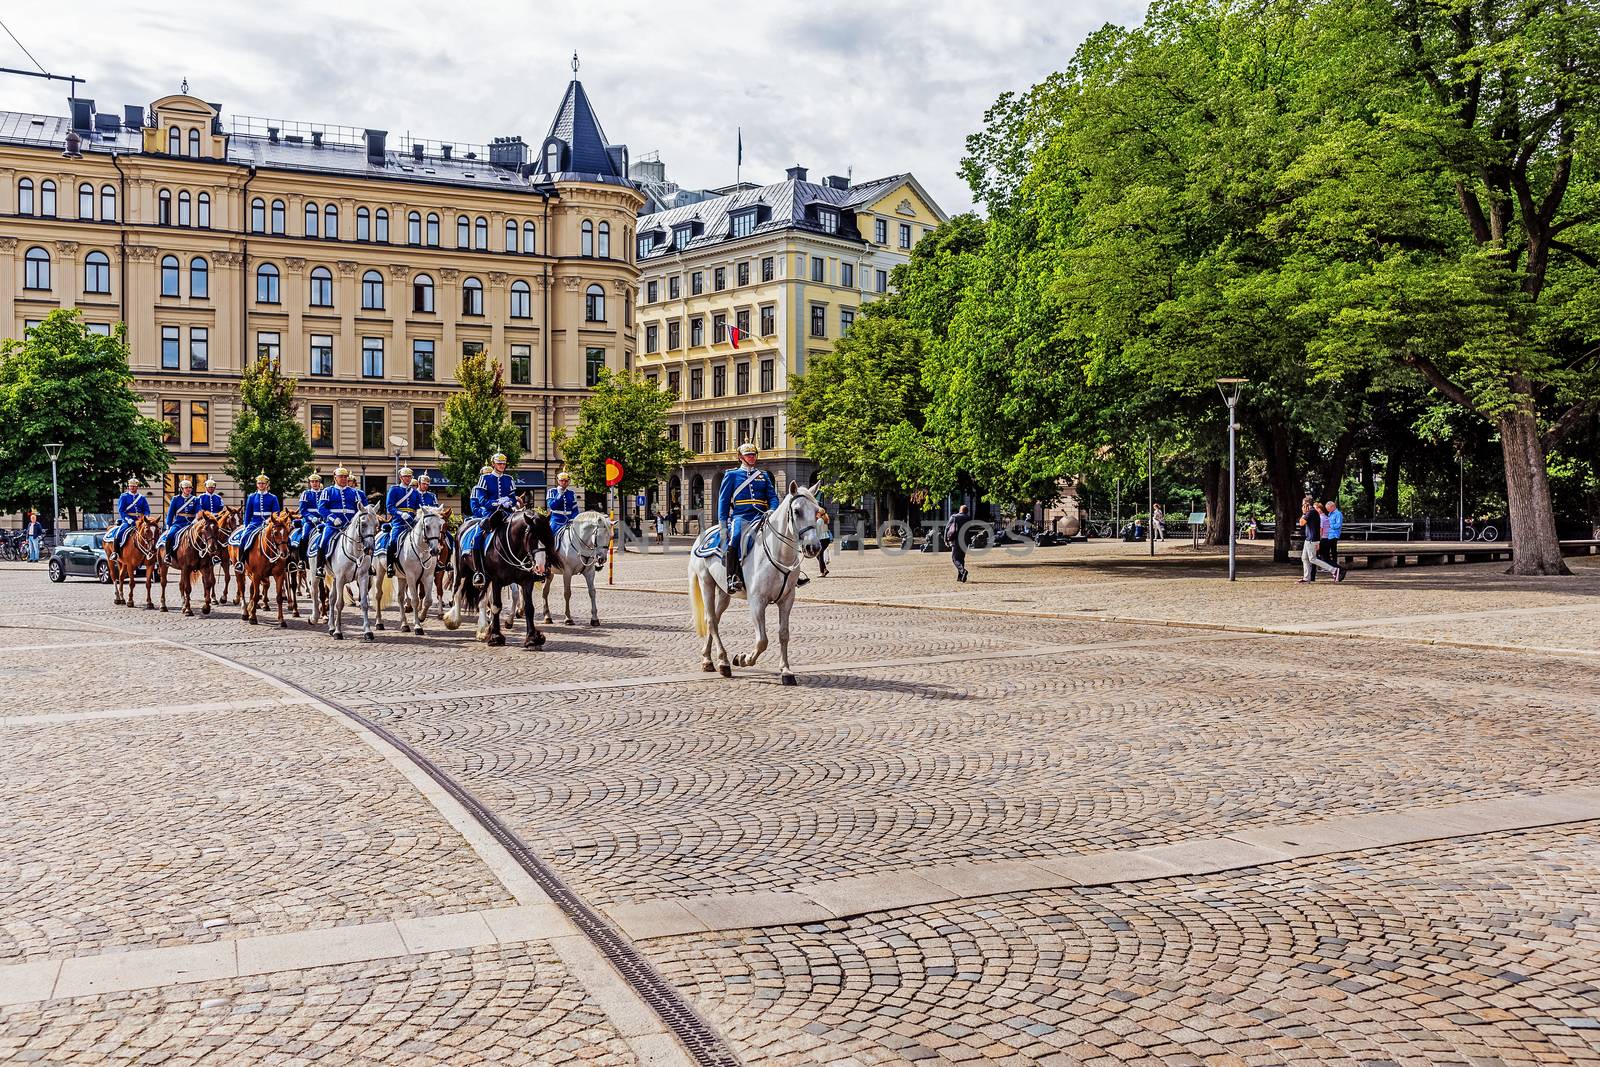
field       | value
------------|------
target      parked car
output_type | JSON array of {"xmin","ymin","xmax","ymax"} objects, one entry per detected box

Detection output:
[{"xmin": 48, "ymin": 532, "xmax": 112, "ymax": 583}]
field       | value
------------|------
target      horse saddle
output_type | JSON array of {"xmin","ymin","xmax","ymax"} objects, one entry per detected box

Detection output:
[{"xmin": 692, "ymin": 527, "xmax": 724, "ymax": 560}]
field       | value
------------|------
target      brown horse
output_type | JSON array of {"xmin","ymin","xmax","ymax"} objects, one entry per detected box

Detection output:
[
  {"xmin": 212, "ymin": 506, "xmax": 242, "ymax": 604},
  {"xmin": 238, "ymin": 512, "xmax": 298, "ymax": 627},
  {"xmin": 105, "ymin": 515, "xmax": 160, "ymax": 609},
  {"xmin": 431, "ymin": 507, "xmax": 455, "ymax": 615},
  {"xmin": 158, "ymin": 511, "xmax": 221, "ymax": 615}
]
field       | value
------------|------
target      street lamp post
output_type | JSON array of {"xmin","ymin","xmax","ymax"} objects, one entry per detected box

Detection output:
[
  {"xmin": 1457, "ymin": 443, "xmax": 1465, "ymax": 542},
  {"xmin": 389, "ymin": 435, "xmax": 408, "ymax": 483},
  {"xmin": 1216, "ymin": 379, "xmax": 1249, "ymax": 581},
  {"xmin": 44, "ymin": 443, "xmax": 63, "ymax": 546},
  {"xmin": 1147, "ymin": 436, "xmax": 1155, "ymax": 558}
]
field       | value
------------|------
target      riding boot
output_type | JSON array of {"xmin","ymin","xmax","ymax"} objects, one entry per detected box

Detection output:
[{"xmin": 726, "ymin": 547, "xmax": 742, "ymax": 593}]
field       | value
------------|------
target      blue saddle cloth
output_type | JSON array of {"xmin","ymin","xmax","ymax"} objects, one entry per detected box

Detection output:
[{"xmin": 692, "ymin": 527, "xmax": 724, "ymax": 559}]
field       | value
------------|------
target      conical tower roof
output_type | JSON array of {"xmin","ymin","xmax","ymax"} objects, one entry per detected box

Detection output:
[{"xmin": 533, "ymin": 55, "xmax": 628, "ymax": 182}]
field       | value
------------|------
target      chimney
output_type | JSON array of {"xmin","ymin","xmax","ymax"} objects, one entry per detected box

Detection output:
[
  {"xmin": 69, "ymin": 97, "xmax": 94, "ymax": 132},
  {"xmin": 785, "ymin": 164, "xmax": 808, "ymax": 182},
  {"xmin": 123, "ymin": 104, "xmax": 145, "ymax": 130},
  {"xmin": 441, "ymin": 144, "xmax": 452, "ymax": 161},
  {"xmin": 267, "ymin": 126, "xmax": 280, "ymax": 144},
  {"xmin": 62, "ymin": 130, "xmax": 82, "ymax": 158},
  {"xmin": 489, "ymin": 136, "xmax": 526, "ymax": 170},
  {"xmin": 311, "ymin": 130, "xmax": 323, "ymax": 148},
  {"xmin": 825, "ymin": 174, "xmax": 849, "ymax": 190},
  {"xmin": 411, "ymin": 142, "xmax": 424, "ymax": 161},
  {"xmin": 365, "ymin": 128, "xmax": 387, "ymax": 164}
]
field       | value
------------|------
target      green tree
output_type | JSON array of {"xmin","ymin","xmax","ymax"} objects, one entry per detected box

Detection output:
[
  {"xmin": 553, "ymin": 369, "xmax": 690, "ymax": 500},
  {"xmin": 0, "ymin": 311, "xmax": 168, "ymax": 527},
  {"xmin": 434, "ymin": 352, "xmax": 522, "ymax": 509},
  {"xmin": 223, "ymin": 356, "xmax": 313, "ymax": 500}
]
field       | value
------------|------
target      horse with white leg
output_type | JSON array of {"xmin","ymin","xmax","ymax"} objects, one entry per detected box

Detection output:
[
  {"xmin": 443, "ymin": 508, "xmax": 556, "ymax": 648},
  {"xmin": 541, "ymin": 510, "xmax": 613, "ymax": 626},
  {"xmin": 688, "ymin": 482, "xmax": 823, "ymax": 684},
  {"xmin": 374, "ymin": 505, "xmax": 444, "ymax": 634},
  {"xmin": 315, "ymin": 505, "xmax": 379, "ymax": 640}
]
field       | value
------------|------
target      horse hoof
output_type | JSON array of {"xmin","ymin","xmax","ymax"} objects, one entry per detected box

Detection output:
[
  {"xmin": 782, "ymin": 673, "xmax": 797, "ymax": 686},
  {"xmin": 201, "ymin": 606, "xmax": 210, "ymax": 616},
  {"xmin": 279, "ymin": 621, "xmax": 288, "ymax": 629},
  {"xmin": 160, "ymin": 606, "xmax": 168, "ymax": 613},
  {"xmin": 363, "ymin": 632, "xmax": 374, "ymax": 642},
  {"xmin": 333, "ymin": 632, "xmax": 344, "ymax": 640},
  {"xmin": 248, "ymin": 616, "xmax": 257, "ymax": 625},
  {"xmin": 486, "ymin": 635, "xmax": 505, "ymax": 647},
  {"xmin": 702, "ymin": 661, "xmax": 716, "ymax": 673},
  {"xmin": 589, "ymin": 619, "xmax": 600, "ymax": 627},
  {"xmin": 718, "ymin": 663, "xmax": 733, "ymax": 678},
  {"xmin": 402, "ymin": 624, "xmax": 412, "ymax": 633},
  {"xmin": 183, "ymin": 609, "xmax": 193, "ymax": 617}
]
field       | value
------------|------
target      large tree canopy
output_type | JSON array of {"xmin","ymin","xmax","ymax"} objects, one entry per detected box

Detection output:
[
  {"xmin": 553, "ymin": 369, "xmax": 691, "ymax": 500},
  {"xmin": 224, "ymin": 356, "xmax": 314, "ymax": 499},
  {"xmin": 434, "ymin": 352, "xmax": 522, "ymax": 509}
]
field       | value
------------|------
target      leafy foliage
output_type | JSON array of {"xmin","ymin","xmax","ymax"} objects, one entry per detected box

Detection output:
[
  {"xmin": 552, "ymin": 370, "xmax": 691, "ymax": 498},
  {"xmin": 223, "ymin": 357, "xmax": 313, "ymax": 499},
  {"xmin": 434, "ymin": 352, "xmax": 522, "ymax": 507}
]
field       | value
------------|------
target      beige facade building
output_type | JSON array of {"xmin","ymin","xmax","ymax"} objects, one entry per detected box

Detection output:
[
  {"xmin": 1, "ymin": 74, "xmax": 642, "ymax": 507},
  {"xmin": 631, "ymin": 164, "xmax": 946, "ymax": 527}
]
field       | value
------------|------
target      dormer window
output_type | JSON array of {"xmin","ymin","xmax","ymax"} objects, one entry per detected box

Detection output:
[
  {"xmin": 817, "ymin": 207, "xmax": 840, "ymax": 234},
  {"xmin": 730, "ymin": 209, "xmax": 757, "ymax": 239},
  {"xmin": 542, "ymin": 138, "xmax": 565, "ymax": 174},
  {"xmin": 673, "ymin": 224, "xmax": 693, "ymax": 251}
]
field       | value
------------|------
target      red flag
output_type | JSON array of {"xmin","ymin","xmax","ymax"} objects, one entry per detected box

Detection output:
[{"xmin": 729, "ymin": 326, "xmax": 742, "ymax": 349}]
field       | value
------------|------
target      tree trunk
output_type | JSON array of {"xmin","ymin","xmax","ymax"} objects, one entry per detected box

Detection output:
[
  {"xmin": 1359, "ymin": 450, "xmax": 1376, "ymax": 520},
  {"xmin": 1317, "ymin": 424, "xmax": 1358, "ymax": 504},
  {"xmin": 1201, "ymin": 458, "xmax": 1228, "ymax": 545},
  {"xmin": 1498, "ymin": 409, "xmax": 1571, "ymax": 575},
  {"xmin": 1259, "ymin": 421, "xmax": 1300, "ymax": 564},
  {"xmin": 1380, "ymin": 447, "xmax": 1402, "ymax": 519}
]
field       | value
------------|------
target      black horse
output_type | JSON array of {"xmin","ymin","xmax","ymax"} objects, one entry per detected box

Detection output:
[{"xmin": 446, "ymin": 508, "xmax": 557, "ymax": 648}]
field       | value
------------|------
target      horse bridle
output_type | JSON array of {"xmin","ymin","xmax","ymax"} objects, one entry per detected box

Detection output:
[
  {"xmin": 332, "ymin": 511, "xmax": 375, "ymax": 564},
  {"xmin": 130, "ymin": 519, "xmax": 158, "ymax": 561},
  {"xmin": 564, "ymin": 520, "xmax": 608, "ymax": 566},
  {"xmin": 255, "ymin": 520, "xmax": 290, "ymax": 565},
  {"xmin": 493, "ymin": 511, "xmax": 548, "ymax": 574},
  {"xmin": 757, "ymin": 495, "xmax": 819, "ymax": 576}
]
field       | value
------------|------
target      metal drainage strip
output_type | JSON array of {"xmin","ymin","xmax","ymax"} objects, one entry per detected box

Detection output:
[{"xmin": 239, "ymin": 664, "xmax": 741, "ymax": 1067}]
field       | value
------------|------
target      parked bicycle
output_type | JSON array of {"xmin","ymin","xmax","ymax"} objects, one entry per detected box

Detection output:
[{"xmin": 1463, "ymin": 520, "xmax": 1500, "ymax": 542}]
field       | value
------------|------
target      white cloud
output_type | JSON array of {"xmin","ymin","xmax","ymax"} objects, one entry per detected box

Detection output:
[{"xmin": 9, "ymin": 0, "xmax": 1148, "ymax": 214}]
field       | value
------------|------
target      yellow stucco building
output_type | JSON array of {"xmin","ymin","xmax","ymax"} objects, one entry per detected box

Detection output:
[
  {"xmin": 632, "ymin": 164, "xmax": 947, "ymax": 526},
  {"xmin": 1, "ymin": 72, "xmax": 642, "ymax": 508}
]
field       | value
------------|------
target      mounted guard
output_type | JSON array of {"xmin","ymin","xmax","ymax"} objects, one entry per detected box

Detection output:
[
  {"xmin": 195, "ymin": 478, "xmax": 225, "ymax": 518},
  {"xmin": 459, "ymin": 454, "xmax": 516, "ymax": 585},
  {"xmin": 159, "ymin": 479, "xmax": 200, "ymax": 562},
  {"xmin": 315, "ymin": 468, "xmax": 365, "ymax": 568},
  {"xmin": 379, "ymin": 467, "xmax": 423, "ymax": 572},
  {"xmin": 230, "ymin": 473, "xmax": 280, "ymax": 570},
  {"xmin": 104, "ymin": 477, "xmax": 152, "ymax": 551},
  {"xmin": 546, "ymin": 471, "xmax": 580, "ymax": 539}
]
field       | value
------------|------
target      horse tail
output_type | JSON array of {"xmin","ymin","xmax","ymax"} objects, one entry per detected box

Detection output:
[{"xmin": 690, "ymin": 572, "xmax": 708, "ymax": 637}]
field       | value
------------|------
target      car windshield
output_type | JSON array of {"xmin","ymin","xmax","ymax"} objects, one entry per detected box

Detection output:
[{"xmin": 65, "ymin": 534, "xmax": 97, "ymax": 548}]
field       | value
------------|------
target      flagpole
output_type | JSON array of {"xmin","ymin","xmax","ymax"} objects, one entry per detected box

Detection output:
[{"xmin": 736, "ymin": 126, "xmax": 742, "ymax": 187}]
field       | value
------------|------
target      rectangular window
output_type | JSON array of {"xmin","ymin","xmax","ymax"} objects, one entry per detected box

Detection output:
[
  {"xmin": 737, "ymin": 261, "xmax": 750, "ymax": 287},
  {"xmin": 585, "ymin": 347, "xmax": 606, "ymax": 387},
  {"xmin": 712, "ymin": 313, "xmax": 726, "ymax": 344},
  {"xmin": 761, "ymin": 415, "xmax": 775, "ymax": 450},
  {"xmin": 817, "ymin": 208, "xmax": 839, "ymax": 233},
  {"xmin": 667, "ymin": 423, "xmax": 680, "ymax": 444},
  {"xmin": 667, "ymin": 370, "xmax": 681, "ymax": 397},
  {"xmin": 875, "ymin": 269, "xmax": 888, "ymax": 293},
  {"xmin": 690, "ymin": 421, "xmax": 704, "ymax": 453},
  {"xmin": 690, "ymin": 367, "xmax": 704, "ymax": 399},
  {"xmin": 310, "ymin": 405, "xmax": 333, "ymax": 449},
  {"xmin": 510, "ymin": 343, "xmax": 531, "ymax": 385},
  {"xmin": 645, "ymin": 324, "xmax": 659, "ymax": 353},
  {"xmin": 810, "ymin": 304, "xmax": 826, "ymax": 338},
  {"xmin": 667, "ymin": 320, "xmax": 681, "ymax": 350},
  {"xmin": 899, "ymin": 222, "xmax": 912, "ymax": 249},
  {"xmin": 189, "ymin": 327, "xmax": 208, "ymax": 370},
  {"xmin": 413, "ymin": 408, "xmax": 435, "ymax": 451},
  {"xmin": 645, "ymin": 372, "xmax": 658, "ymax": 388},
  {"xmin": 161, "ymin": 399, "xmax": 180, "ymax": 443},
  {"xmin": 190, "ymin": 400, "xmax": 209, "ymax": 446},
  {"xmin": 690, "ymin": 317, "xmax": 704, "ymax": 347},
  {"xmin": 736, "ymin": 308, "xmax": 750, "ymax": 337},
  {"xmin": 730, "ymin": 212, "xmax": 755, "ymax": 239},
  {"xmin": 646, "ymin": 280, "xmax": 658, "ymax": 303},
  {"xmin": 760, "ymin": 305, "xmax": 775, "ymax": 336},
  {"xmin": 842, "ymin": 262, "xmax": 854, "ymax": 288},
  {"xmin": 761, "ymin": 256, "xmax": 774, "ymax": 282},
  {"xmin": 712, "ymin": 365, "xmax": 727, "ymax": 398},
  {"xmin": 362, "ymin": 407, "xmax": 384, "ymax": 450},
  {"xmin": 875, "ymin": 218, "xmax": 887, "ymax": 244},
  {"xmin": 362, "ymin": 337, "xmax": 384, "ymax": 378},
  {"xmin": 840, "ymin": 307, "xmax": 856, "ymax": 334},
  {"xmin": 736, "ymin": 362, "xmax": 750, "ymax": 395},
  {"xmin": 737, "ymin": 418, "xmax": 752, "ymax": 446},
  {"xmin": 86, "ymin": 323, "xmax": 111, "ymax": 336},
  {"xmin": 256, "ymin": 331, "xmax": 281, "ymax": 366},
  {"xmin": 161, "ymin": 326, "xmax": 180, "ymax": 370},
  {"xmin": 512, "ymin": 411, "xmax": 532, "ymax": 452},
  {"xmin": 412, "ymin": 339, "xmax": 435, "ymax": 381},
  {"xmin": 811, "ymin": 257, "xmax": 825, "ymax": 282},
  {"xmin": 462, "ymin": 340, "xmax": 484, "ymax": 359},
  {"xmin": 669, "ymin": 275, "xmax": 681, "ymax": 299},
  {"xmin": 760, "ymin": 358, "xmax": 774, "ymax": 392},
  {"xmin": 713, "ymin": 420, "xmax": 727, "ymax": 453},
  {"xmin": 714, "ymin": 267, "xmax": 726, "ymax": 291},
  {"xmin": 310, "ymin": 335, "xmax": 333, "ymax": 376},
  {"xmin": 691, "ymin": 272, "xmax": 704, "ymax": 295}
]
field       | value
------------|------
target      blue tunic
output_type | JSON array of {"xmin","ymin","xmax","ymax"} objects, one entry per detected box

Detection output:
[
  {"xmin": 462, "ymin": 472, "xmax": 516, "ymax": 557},
  {"xmin": 107, "ymin": 491, "xmax": 151, "ymax": 546},
  {"xmin": 194, "ymin": 491, "xmax": 224, "ymax": 516},
  {"xmin": 161, "ymin": 492, "xmax": 201, "ymax": 550},
  {"xmin": 546, "ymin": 486, "xmax": 579, "ymax": 535},
  {"xmin": 717, "ymin": 465, "xmax": 779, "ymax": 555},
  {"xmin": 231, "ymin": 491, "xmax": 280, "ymax": 549},
  {"xmin": 291, "ymin": 488, "xmax": 321, "ymax": 548},
  {"xmin": 315, "ymin": 484, "xmax": 366, "ymax": 554}
]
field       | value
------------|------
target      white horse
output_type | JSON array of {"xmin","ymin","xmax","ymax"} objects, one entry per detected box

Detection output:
[
  {"xmin": 688, "ymin": 483, "xmax": 823, "ymax": 684},
  {"xmin": 542, "ymin": 511, "xmax": 613, "ymax": 627},
  {"xmin": 316, "ymin": 505, "xmax": 379, "ymax": 641},
  {"xmin": 374, "ymin": 506, "xmax": 445, "ymax": 634}
]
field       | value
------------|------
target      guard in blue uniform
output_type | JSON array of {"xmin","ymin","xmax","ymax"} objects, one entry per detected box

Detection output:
[
  {"xmin": 380, "ymin": 467, "xmax": 423, "ymax": 568},
  {"xmin": 159, "ymin": 479, "xmax": 201, "ymax": 558},
  {"xmin": 230, "ymin": 473, "xmax": 280, "ymax": 565},
  {"xmin": 106, "ymin": 477, "xmax": 152, "ymax": 548},
  {"xmin": 290, "ymin": 473, "xmax": 323, "ymax": 551},
  {"xmin": 546, "ymin": 471, "xmax": 580, "ymax": 539},
  {"xmin": 460, "ymin": 454, "xmax": 516, "ymax": 581},
  {"xmin": 415, "ymin": 473, "xmax": 439, "ymax": 508},
  {"xmin": 717, "ymin": 443, "xmax": 780, "ymax": 593},
  {"xmin": 195, "ymin": 479, "xmax": 225, "ymax": 517},
  {"xmin": 315, "ymin": 467, "xmax": 366, "ymax": 564}
]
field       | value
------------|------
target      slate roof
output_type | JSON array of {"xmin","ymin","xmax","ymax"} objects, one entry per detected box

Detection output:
[{"xmin": 531, "ymin": 78, "xmax": 629, "ymax": 183}]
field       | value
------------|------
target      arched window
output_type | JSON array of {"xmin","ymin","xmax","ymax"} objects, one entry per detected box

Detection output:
[
  {"xmin": 251, "ymin": 198, "xmax": 266, "ymax": 233},
  {"xmin": 168, "ymin": 126, "xmax": 181, "ymax": 155},
  {"xmin": 304, "ymin": 202, "xmax": 319, "ymax": 237},
  {"xmin": 357, "ymin": 206, "xmax": 371, "ymax": 241},
  {"xmin": 505, "ymin": 219, "xmax": 518, "ymax": 252},
  {"xmin": 188, "ymin": 128, "xmax": 200, "ymax": 157},
  {"xmin": 309, "ymin": 266, "xmax": 333, "ymax": 307},
  {"xmin": 690, "ymin": 473, "xmax": 705, "ymax": 510},
  {"xmin": 375, "ymin": 208, "xmax": 389, "ymax": 243},
  {"xmin": 585, "ymin": 283, "xmax": 606, "ymax": 322},
  {"xmin": 456, "ymin": 215, "xmax": 470, "ymax": 247},
  {"xmin": 412, "ymin": 274, "xmax": 434, "ymax": 313},
  {"xmin": 79, "ymin": 183, "xmax": 94, "ymax": 219},
  {"xmin": 544, "ymin": 141, "xmax": 561, "ymax": 172},
  {"xmin": 197, "ymin": 192, "xmax": 210, "ymax": 228},
  {"xmin": 158, "ymin": 188, "xmax": 172, "ymax": 225},
  {"xmin": 474, "ymin": 216, "xmax": 487, "ymax": 249},
  {"xmin": 408, "ymin": 211, "xmax": 422, "ymax": 244},
  {"xmin": 598, "ymin": 221, "xmax": 610, "ymax": 258},
  {"xmin": 270, "ymin": 199, "xmax": 286, "ymax": 234},
  {"xmin": 83, "ymin": 251, "xmax": 111, "ymax": 294},
  {"xmin": 510, "ymin": 280, "xmax": 531, "ymax": 318},
  {"xmin": 361, "ymin": 269, "xmax": 384, "ymax": 310},
  {"xmin": 324, "ymin": 203, "xmax": 337, "ymax": 238},
  {"xmin": 178, "ymin": 190, "xmax": 191, "ymax": 226},
  {"xmin": 17, "ymin": 178, "xmax": 33, "ymax": 215},
  {"xmin": 461, "ymin": 277, "xmax": 483, "ymax": 316},
  {"xmin": 523, "ymin": 220, "xmax": 536, "ymax": 254},
  {"xmin": 23, "ymin": 246, "xmax": 50, "ymax": 289},
  {"xmin": 160, "ymin": 255, "xmax": 181, "ymax": 297},
  {"xmin": 39, "ymin": 180, "xmax": 55, "ymax": 216},
  {"xmin": 256, "ymin": 263, "xmax": 280, "ymax": 303},
  {"xmin": 190, "ymin": 257, "xmax": 209, "ymax": 299},
  {"xmin": 581, "ymin": 219, "xmax": 594, "ymax": 257},
  {"xmin": 426, "ymin": 213, "xmax": 439, "ymax": 246},
  {"xmin": 101, "ymin": 184, "xmax": 116, "ymax": 220}
]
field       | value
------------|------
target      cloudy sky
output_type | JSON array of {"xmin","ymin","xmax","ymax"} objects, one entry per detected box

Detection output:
[{"xmin": 3, "ymin": 1, "xmax": 1147, "ymax": 214}]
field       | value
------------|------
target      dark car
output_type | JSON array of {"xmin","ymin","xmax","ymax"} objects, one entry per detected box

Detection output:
[{"xmin": 48, "ymin": 532, "xmax": 112, "ymax": 583}]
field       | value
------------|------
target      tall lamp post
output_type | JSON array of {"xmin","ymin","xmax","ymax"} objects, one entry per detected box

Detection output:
[
  {"xmin": 1147, "ymin": 436, "xmax": 1155, "ymax": 558},
  {"xmin": 1216, "ymin": 379, "xmax": 1249, "ymax": 581},
  {"xmin": 389, "ymin": 435, "xmax": 408, "ymax": 482},
  {"xmin": 44, "ymin": 443, "xmax": 63, "ymax": 546}
]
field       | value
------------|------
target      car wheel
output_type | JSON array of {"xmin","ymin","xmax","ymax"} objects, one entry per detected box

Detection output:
[
  {"xmin": 49, "ymin": 559, "xmax": 66, "ymax": 583},
  {"xmin": 96, "ymin": 560, "xmax": 111, "ymax": 584}
]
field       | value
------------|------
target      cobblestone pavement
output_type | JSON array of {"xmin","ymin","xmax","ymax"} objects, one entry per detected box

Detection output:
[{"xmin": 3, "ymin": 551, "xmax": 1599, "ymax": 1064}]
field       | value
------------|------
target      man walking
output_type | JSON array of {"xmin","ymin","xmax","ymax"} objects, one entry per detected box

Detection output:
[
  {"xmin": 947, "ymin": 504, "xmax": 973, "ymax": 583},
  {"xmin": 1319, "ymin": 498, "xmax": 1343, "ymax": 571},
  {"xmin": 1297, "ymin": 495, "xmax": 1344, "ymax": 584},
  {"xmin": 25, "ymin": 510, "xmax": 43, "ymax": 562}
]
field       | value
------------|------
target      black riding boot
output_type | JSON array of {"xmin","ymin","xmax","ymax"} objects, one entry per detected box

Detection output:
[{"xmin": 726, "ymin": 546, "xmax": 742, "ymax": 593}]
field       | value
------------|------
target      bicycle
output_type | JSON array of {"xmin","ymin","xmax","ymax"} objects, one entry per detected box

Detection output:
[
  {"xmin": 1081, "ymin": 513, "xmax": 1116, "ymax": 538},
  {"xmin": 1462, "ymin": 520, "xmax": 1499, "ymax": 542}
]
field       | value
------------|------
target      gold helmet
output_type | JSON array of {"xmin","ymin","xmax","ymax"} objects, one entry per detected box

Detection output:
[
  {"xmin": 308, "ymin": 473, "xmax": 323, "ymax": 484},
  {"xmin": 255, "ymin": 473, "xmax": 270, "ymax": 485},
  {"xmin": 334, "ymin": 466, "xmax": 351, "ymax": 478},
  {"xmin": 179, "ymin": 479, "xmax": 192, "ymax": 489},
  {"xmin": 490, "ymin": 452, "xmax": 508, "ymax": 466},
  {"xmin": 416, "ymin": 473, "xmax": 431, "ymax": 485},
  {"xmin": 738, "ymin": 442, "xmax": 758, "ymax": 457},
  {"xmin": 556, "ymin": 471, "xmax": 571, "ymax": 482},
  {"xmin": 398, "ymin": 466, "xmax": 414, "ymax": 478},
  {"xmin": 126, "ymin": 476, "xmax": 141, "ymax": 487}
]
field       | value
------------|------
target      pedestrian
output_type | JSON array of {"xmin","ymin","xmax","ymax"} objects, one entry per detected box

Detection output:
[
  {"xmin": 1297, "ymin": 495, "xmax": 1344, "ymax": 584},
  {"xmin": 1247, "ymin": 516, "xmax": 1258, "ymax": 540},
  {"xmin": 25, "ymin": 510, "xmax": 43, "ymax": 562},
  {"xmin": 946, "ymin": 504, "xmax": 972, "ymax": 583},
  {"xmin": 817, "ymin": 510, "xmax": 833, "ymax": 577},
  {"xmin": 1320, "ymin": 498, "xmax": 1343, "ymax": 571},
  {"xmin": 1151, "ymin": 503, "xmax": 1166, "ymax": 541},
  {"xmin": 654, "ymin": 513, "xmax": 666, "ymax": 546}
]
